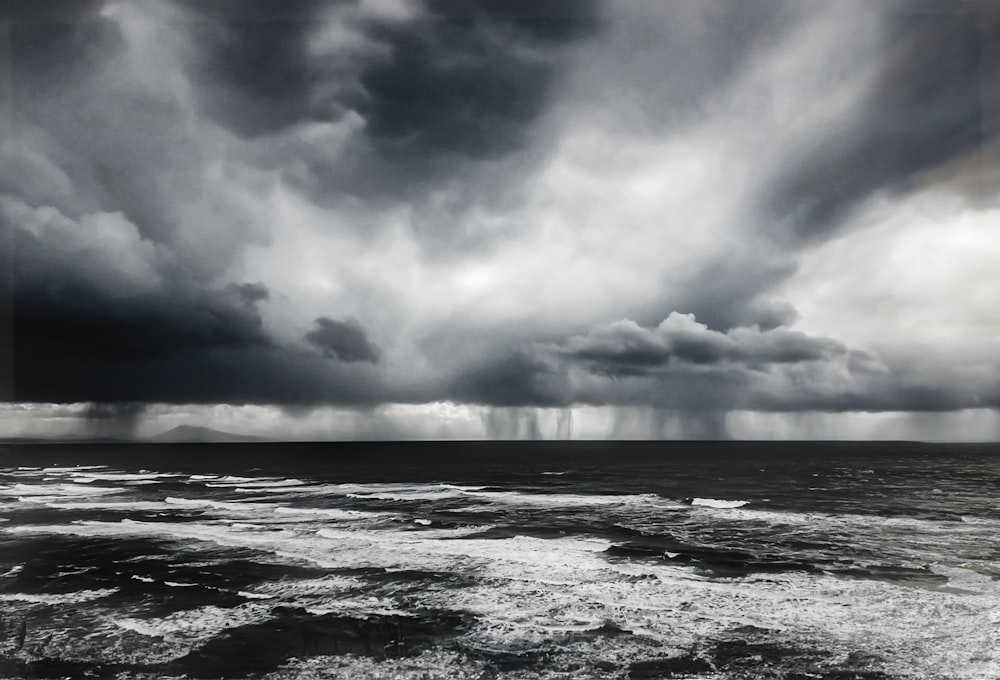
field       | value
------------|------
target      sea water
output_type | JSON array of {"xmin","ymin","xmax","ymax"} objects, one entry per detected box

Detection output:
[{"xmin": 0, "ymin": 441, "xmax": 998, "ymax": 679}]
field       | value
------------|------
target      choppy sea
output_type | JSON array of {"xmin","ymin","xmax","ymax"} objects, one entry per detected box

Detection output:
[{"xmin": 0, "ymin": 441, "xmax": 998, "ymax": 679}]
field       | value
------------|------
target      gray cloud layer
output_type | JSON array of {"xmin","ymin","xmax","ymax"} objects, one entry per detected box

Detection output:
[{"xmin": 2, "ymin": 0, "xmax": 999, "ymax": 425}]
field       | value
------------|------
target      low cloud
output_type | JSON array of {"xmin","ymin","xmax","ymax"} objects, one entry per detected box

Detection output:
[
  {"xmin": 562, "ymin": 313, "xmax": 845, "ymax": 375},
  {"xmin": 305, "ymin": 317, "xmax": 380, "ymax": 363}
]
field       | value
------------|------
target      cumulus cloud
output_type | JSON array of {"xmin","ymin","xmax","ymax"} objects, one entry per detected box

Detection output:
[
  {"xmin": 562, "ymin": 313, "xmax": 845, "ymax": 375},
  {"xmin": 305, "ymin": 317, "xmax": 380, "ymax": 363}
]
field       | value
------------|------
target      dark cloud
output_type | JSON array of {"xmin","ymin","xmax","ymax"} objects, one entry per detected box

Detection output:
[
  {"xmin": 456, "ymin": 350, "xmax": 567, "ymax": 407},
  {"xmin": 232, "ymin": 282, "xmax": 270, "ymax": 306},
  {"xmin": 562, "ymin": 313, "xmax": 844, "ymax": 377},
  {"xmin": 633, "ymin": 256, "xmax": 799, "ymax": 333},
  {"xmin": 432, "ymin": 314, "xmax": 1000, "ymax": 415},
  {"xmin": 424, "ymin": 0, "xmax": 599, "ymax": 41},
  {"xmin": 1, "ymin": 203, "xmax": 380, "ymax": 405},
  {"xmin": 2, "ymin": 9, "xmax": 263, "ymax": 270},
  {"xmin": 357, "ymin": 23, "xmax": 548, "ymax": 159},
  {"xmin": 178, "ymin": 0, "xmax": 598, "ymax": 173},
  {"xmin": 305, "ymin": 317, "xmax": 380, "ymax": 363},
  {"xmin": 14, "ymin": 283, "xmax": 270, "ymax": 362},
  {"xmin": 0, "ymin": 0, "xmax": 106, "ymax": 22},
  {"xmin": 2, "ymin": 0, "xmax": 121, "ymax": 87},
  {"xmin": 358, "ymin": 0, "xmax": 598, "ymax": 159},
  {"xmin": 765, "ymin": 2, "xmax": 1000, "ymax": 242},
  {"xmin": 176, "ymin": 0, "xmax": 349, "ymax": 137},
  {"xmin": 3, "ymin": 0, "xmax": 999, "ymax": 430},
  {"xmin": 171, "ymin": 0, "xmax": 334, "ymax": 23},
  {"xmin": 582, "ymin": 0, "xmax": 801, "ymax": 132},
  {"xmin": 9, "ymin": 281, "xmax": 384, "ymax": 405}
]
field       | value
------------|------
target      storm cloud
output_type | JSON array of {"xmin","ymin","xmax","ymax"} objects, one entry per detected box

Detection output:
[
  {"xmin": 762, "ymin": 1, "xmax": 1000, "ymax": 242},
  {"xmin": 306, "ymin": 317, "xmax": 380, "ymax": 363},
  {"xmin": 2, "ymin": 0, "xmax": 1000, "ymax": 439},
  {"xmin": 562, "ymin": 313, "xmax": 845, "ymax": 375}
]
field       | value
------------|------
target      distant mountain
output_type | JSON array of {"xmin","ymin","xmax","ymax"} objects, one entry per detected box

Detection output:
[{"xmin": 151, "ymin": 425, "xmax": 261, "ymax": 443}]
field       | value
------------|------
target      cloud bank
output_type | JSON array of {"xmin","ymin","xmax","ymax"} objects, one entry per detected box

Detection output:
[{"xmin": 2, "ymin": 0, "xmax": 999, "ymax": 438}]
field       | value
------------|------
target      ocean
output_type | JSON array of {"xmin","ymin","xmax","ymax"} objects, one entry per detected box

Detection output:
[{"xmin": 0, "ymin": 441, "xmax": 998, "ymax": 679}]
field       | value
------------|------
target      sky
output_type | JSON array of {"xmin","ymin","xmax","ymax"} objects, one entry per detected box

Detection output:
[{"xmin": 1, "ymin": 0, "xmax": 999, "ymax": 441}]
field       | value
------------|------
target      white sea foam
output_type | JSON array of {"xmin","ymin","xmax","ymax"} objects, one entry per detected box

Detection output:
[
  {"xmin": 5, "ymin": 482, "xmax": 124, "ymax": 499},
  {"xmin": 8, "ymin": 503, "xmax": 1000, "ymax": 679},
  {"xmin": 41, "ymin": 465, "xmax": 107, "ymax": 473},
  {"xmin": 252, "ymin": 574, "xmax": 362, "ymax": 599},
  {"xmin": 234, "ymin": 486, "xmax": 312, "ymax": 494},
  {"xmin": 464, "ymin": 490, "xmax": 679, "ymax": 510},
  {"xmin": 70, "ymin": 471, "xmax": 180, "ymax": 483},
  {"xmin": 236, "ymin": 590, "xmax": 275, "ymax": 599},
  {"xmin": 41, "ymin": 500, "xmax": 174, "ymax": 511},
  {"xmin": 689, "ymin": 498, "xmax": 750, "ymax": 509},
  {"xmin": 115, "ymin": 603, "xmax": 270, "ymax": 641},
  {"xmin": 272, "ymin": 505, "xmax": 389, "ymax": 520},
  {"xmin": 163, "ymin": 496, "xmax": 274, "ymax": 513},
  {"xmin": 216, "ymin": 475, "xmax": 257, "ymax": 483},
  {"xmin": 0, "ymin": 588, "xmax": 118, "ymax": 604},
  {"xmin": 303, "ymin": 597, "xmax": 410, "ymax": 618},
  {"xmin": 208, "ymin": 478, "xmax": 307, "ymax": 489},
  {"xmin": 346, "ymin": 489, "xmax": 469, "ymax": 501}
]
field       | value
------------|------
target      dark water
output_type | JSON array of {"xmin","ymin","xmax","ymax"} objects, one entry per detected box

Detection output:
[{"xmin": 0, "ymin": 441, "xmax": 998, "ymax": 679}]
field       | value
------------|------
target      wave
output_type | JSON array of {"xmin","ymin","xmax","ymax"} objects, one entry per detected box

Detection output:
[
  {"xmin": 164, "ymin": 497, "xmax": 275, "ymax": 513},
  {"xmin": 688, "ymin": 498, "xmax": 750, "ymax": 509},
  {"xmin": 42, "ymin": 500, "xmax": 175, "ymax": 512},
  {"xmin": 346, "ymin": 490, "xmax": 465, "ymax": 502},
  {"xmin": 465, "ymin": 490, "xmax": 682, "ymax": 510},
  {"xmin": 206, "ymin": 478, "xmax": 307, "ymax": 489},
  {"xmin": 4, "ymin": 482, "xmax": 123, "ymax": 497},
  {"xmin": 70, "ymin": 471, "xmax": 182, "ymax": 483},
  {"xmin": 233, "ymin": 486, "xmax": 314, "ymax": 494},
  {"xmin": 40, "ymin": 465, "xmax": 107, "ymax": 473},
  {"xmin": 0, "ymin": 588, "xmax": 118, "ymax": 604},
  {"xmin": 115, "ymin": 603, "xmax": 271, "ymax": 641},
  {"xmin": 272, "ymin": 506, "xmax": 390, "ymax": 520},
  {"xmin": 236, "ymin": 590, "xmax": 275, "ymax": 600},
  {"xmin": 7, "ymin": 514, "xmax": 1000, "ymax": 680}
]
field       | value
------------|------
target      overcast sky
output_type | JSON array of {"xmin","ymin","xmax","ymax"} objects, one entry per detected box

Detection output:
[{"xmin": 1, "ymin": 0, "xmax": 999, "ymax": 440}]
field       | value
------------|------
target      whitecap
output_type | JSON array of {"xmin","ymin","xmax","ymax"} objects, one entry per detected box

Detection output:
[
  {"xmin": 41, "ymin": 465, "xmax": 107, "ymax": 473},
  {"xmin": 115, "ymin": 603, "xmax": 270, "ymax": 640},
  {"xmin": 0, "ymin": 588, "xmax": 117, "ymax": 604},
  {"xmin": 236, "ymin": 590, "xmax": 275, "ymax": 600},
  {"xmin": 273, "ymin": 506, "xmax": 387, "ymax": 520},
  {"xmin": 689, "ymin": 498, "xmax": 750, "ymax": 509}
]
